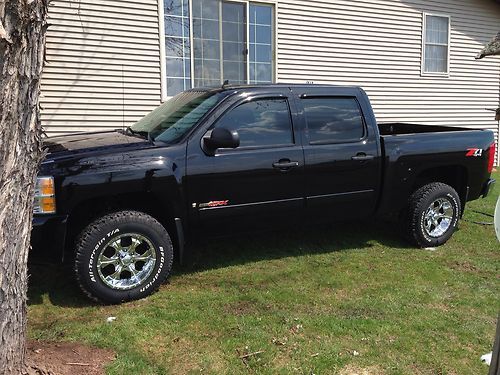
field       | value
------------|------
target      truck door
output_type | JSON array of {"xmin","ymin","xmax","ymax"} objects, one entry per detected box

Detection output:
[
  {"xmin": 295, "ymin": 88, "xmax": 382, "ymax": 221},
  {"xmin": 186, "ymin": 91, "xmax": 305, "ymax": 234}
]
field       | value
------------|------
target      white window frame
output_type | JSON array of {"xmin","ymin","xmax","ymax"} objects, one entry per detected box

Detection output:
[
  {"xmin": 421, "ymin": 12, "xmax": 451, "ymax": 77},
  {"xmin": 159, "ymin": 0, "xmax": 278, "ymax": 101}
]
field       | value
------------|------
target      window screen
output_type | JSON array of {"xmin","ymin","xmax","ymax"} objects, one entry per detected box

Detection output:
[
  {"xmin": 216, "ymin": 99, "xmax": 293, "ymax": 147},
  {"xmin": 302, "ymin": 97, "xmax": 365, "ymax": 144}
]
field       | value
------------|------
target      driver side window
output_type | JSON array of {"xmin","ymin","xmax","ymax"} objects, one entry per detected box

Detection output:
[{"xmin": 216, "ymin": 98, "xmax": 294, "ymax": 148}]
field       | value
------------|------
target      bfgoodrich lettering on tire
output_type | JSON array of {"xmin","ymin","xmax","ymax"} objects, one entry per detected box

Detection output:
[
  {"xmin": 74, "ymin": 211, "xmax": 173, "ymax": 303},
  {"xmin": 405, "ymin": 182, "xmax": 461, "ymax": 247}
]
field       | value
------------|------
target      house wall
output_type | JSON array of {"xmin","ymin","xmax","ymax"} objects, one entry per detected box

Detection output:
[
  {"xmin": 276, "ymin": 0, "xmax": 500, "ymax": 161},
  {"xmin": 41, "ymin": 0, "xmax": 162, "ymax": 133},
  {"xmin": 41, "ymin": 0, "xmax": 499, "ymax": 163}
]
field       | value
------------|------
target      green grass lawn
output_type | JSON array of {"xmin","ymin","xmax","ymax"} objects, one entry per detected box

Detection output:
[{"xmin": 28, "ymin": 172, "xmax": 500, "ymax": 374}]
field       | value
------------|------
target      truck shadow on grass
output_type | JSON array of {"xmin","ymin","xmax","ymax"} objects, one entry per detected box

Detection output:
[{"xmin": 27, "ymin": 219, "xmax": 412, "ymax": 308}]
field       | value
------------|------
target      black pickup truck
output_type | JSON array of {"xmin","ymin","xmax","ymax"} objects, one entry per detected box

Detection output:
[{"xmin": 32, "ymin": 84, "xmax": 496, "ymax": 303}]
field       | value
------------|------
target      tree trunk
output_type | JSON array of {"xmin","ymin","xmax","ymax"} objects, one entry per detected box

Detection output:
[{"xmin": 0, "ymin": 0, "xmax": 48, "ymax": 373}]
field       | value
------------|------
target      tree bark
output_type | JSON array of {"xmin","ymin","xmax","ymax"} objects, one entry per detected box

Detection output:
[{"xmin": 0, "ymin": 0, "xmax": 48, "ymax": 373}]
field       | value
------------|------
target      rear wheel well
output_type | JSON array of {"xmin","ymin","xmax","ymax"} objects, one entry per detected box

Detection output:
[
  {"xmin": 412, "ymin": 165, "xmax": 468, "ymax": 209},
  {"xmin": 65, "ymin": 194, "xmax": 177, "ymax": 260}
]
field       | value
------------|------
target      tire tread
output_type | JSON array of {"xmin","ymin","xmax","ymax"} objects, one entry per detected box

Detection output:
[
  {"xmin": 74, "ymin": 210, "xmax": 173, "ymax": 303},
  {"xmin": 406, "ymin": 182, "xmax": 461, "ymax": 247}
]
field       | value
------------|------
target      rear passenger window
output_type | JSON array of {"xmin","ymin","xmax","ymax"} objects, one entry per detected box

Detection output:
[
  {"xmin": 302, "ymin": 97, "xmax": 365, "ymax": 144},
  {"xmin": 216, "ymin": 98, "xmax": 294, "ymax": 148}
]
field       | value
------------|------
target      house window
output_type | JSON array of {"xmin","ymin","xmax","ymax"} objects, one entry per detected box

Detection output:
[
  {"xmin": 163, "ymin": 0, "xmax": 275, "ymax": 97},
  {"xmin": 422, "ymin": 14, "xmax": 450, "ymax": 74},
  {"xmin": 165, "ymin": 0, "xmax": 191, "ymax": 95}
]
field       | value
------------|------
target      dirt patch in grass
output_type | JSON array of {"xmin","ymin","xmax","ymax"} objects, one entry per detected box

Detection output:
[
  {"xmin": 448, "ymin": 260, "xmax": 480, "ymax": 273},
  {"xmin": 26, "ymin": 340, "xmax": 115, "ymax": 375},
  {"xmin": 339, "ymin": 364, "xmax": 385, "ymax": 375},
  {"xmin": 223, "ymin": 300, "xmax": 262, "ymax": 316}
]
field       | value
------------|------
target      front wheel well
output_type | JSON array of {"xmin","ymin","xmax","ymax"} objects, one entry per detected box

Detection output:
[{"xmin": 64, "ymin": 193, "xmax": 177, "ymax": 259}]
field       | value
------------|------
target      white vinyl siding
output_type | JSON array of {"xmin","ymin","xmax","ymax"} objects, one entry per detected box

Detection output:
[
  {"xmin": 275, "ymin": 0, "xmax": 500, "ymax": 163},
  {"xmin": 40, "ymin": 0, "xmax": 162, "ymax": 135}
]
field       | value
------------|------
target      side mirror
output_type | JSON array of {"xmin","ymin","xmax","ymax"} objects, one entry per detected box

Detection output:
[{"xmin": 202, "ymin": 127, "xmax": 240, "ymax": 155}]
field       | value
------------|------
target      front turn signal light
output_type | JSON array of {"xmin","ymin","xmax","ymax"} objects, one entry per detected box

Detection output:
[{"xmin": 34, "ymin": 177, "xmax": 56, "ymax": 214}]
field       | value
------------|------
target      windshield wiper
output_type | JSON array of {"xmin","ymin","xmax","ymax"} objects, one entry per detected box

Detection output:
[{"xmin": 125, "ymin": 127, "xmax": 152, "ymax": 142}]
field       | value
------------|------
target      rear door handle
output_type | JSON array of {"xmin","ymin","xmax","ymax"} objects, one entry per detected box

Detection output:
[
  {"xmin": 273, "ymin": 159, "xmax": 299, "ymax": 171},
  {"xmin": 351, "ymin": 153, "xmax": 375, "ymax": 161}
]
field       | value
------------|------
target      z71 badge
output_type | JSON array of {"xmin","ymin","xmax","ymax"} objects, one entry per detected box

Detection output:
[{"xmin": 466, "ymin": 148, "xmax": 483, "ymax": 157}]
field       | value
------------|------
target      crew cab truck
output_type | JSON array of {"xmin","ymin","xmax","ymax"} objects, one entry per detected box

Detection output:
[{"xmin": 32, "ymin": 84, "xmax": 496, "ymax": 303}]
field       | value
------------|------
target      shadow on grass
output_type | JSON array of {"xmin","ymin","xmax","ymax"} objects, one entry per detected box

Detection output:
[{"xmin": 27, "ymin": 218, "xmax": 410, "ymax": 308}]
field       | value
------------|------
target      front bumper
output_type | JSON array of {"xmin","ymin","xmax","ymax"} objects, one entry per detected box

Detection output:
[
  {"xmin": 482, "ymin": 178, "xmax": 496, "ymax": 198},
  {"xmin": 31, "ymin": 214, "xmax": 69, "ymax": 262}
]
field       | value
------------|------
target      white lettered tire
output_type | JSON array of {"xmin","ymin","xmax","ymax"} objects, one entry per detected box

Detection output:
[
  {"xmin": 405, "ymin": 182, "xmax": 461, "ymax": 247},
  {"xmin": 74, "ymin": 211, "xmax": 173, "ymax": 303}
]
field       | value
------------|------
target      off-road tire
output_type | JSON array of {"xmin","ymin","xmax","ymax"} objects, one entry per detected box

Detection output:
[
  {"xmin": 74, "ymin": 211, "xmax": 173, "ymax": 304},
  {"xmin": 405, "ymin": 182, "xmax": 461, "ymax": 247}
]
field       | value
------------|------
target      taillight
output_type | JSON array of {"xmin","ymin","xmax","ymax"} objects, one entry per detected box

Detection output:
[{"xmin": 487, "ymin": 141, "xmax": 496, "ymax": 173}]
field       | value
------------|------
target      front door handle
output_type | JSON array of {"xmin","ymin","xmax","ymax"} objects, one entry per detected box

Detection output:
[
  {"xmin": 351, "ymin": 153, "xmax": 374, "ymax": 161},
  {"xmin": 273, "ymin": 159, "xmax": 299, "ymax": 171}
]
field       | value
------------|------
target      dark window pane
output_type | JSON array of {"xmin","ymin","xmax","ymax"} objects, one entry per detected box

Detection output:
[
  {"xmin": 194, "ymin": 39, "xmax": 220, "ymax": 60},
  {"xmin": 194, "ymin": 58, "xmax": 220, "ymax": 81},
  {"xmin": 165, "ymin": 16, "xmax": 189, "ymax": 37},
  {"xmin": 302, "ymin": 98, "xmax": 364, "ymax": 144},
  {"xmin": 202, "ymin": 19, "xmax": 220, "ymax": 40},
  {"xmin": 255, "ymin": 25, "xmax": 271, "ymax": 44},
  {"xmin": 249, "ymin": 63, "xmax": 256, "ymax": 81},
  {"xmin": 249, "ymin": 45, "xmax": 256, "ymax": 61},
  {"xmin": 223, "ymin": 41, "xmax": 245, "ymax": 61},
  {"xmin": 425, "ymin": 15, "xmax": 448, "ymax": 44},
  {"xmin": 164, "ymin": 0, "xmax": 187, "ymax": 17},
  {"xmin": 250, "ymin": 4, "xmax": 272, "ymax": 25},
  {"xmin": 223, "ymin": 2, "xmax": 245, "ymax": 23},
  {"xmin": 216, "ymin": 99, "xmax": 293, "ymax": 147},
  {"xmin": 201, "ymin": 0, "xmax": 219, "ymax": 20},
  {"xmin": 166, "ymin": 37, "xmax": 187, "ymax": 58},
  {"xmin": 256, "ymin": 44, "xmax": 271, "ymax": 62},
  {"xmin": 425, "ymin": 45, "xmax": 447, "ymax": 73},
  {"xmin": 223, "ymin": 21, "xmax": 245, "ymax": 42},
  {"xmin": 249, "ymin": 25, "xmax": 255, "ymax": 43},
  {"xmin": 223, "ymin": 61, "xmax": 245, "ymax": 83},
  {"xmin": 166, "ymin": 57, "xmax": 185, "ymax": 77},
  {"xmin": 255, "ymin": 63, "xmax": 272, "ymax": 82},
  {"xmin": 167, "ymin": 78, "xmax": 186, "ymax": 96},
  {"xmin": 194, "ymin": 78, "xmax": 220, "ymax": 87},
  {"xmin": 193, "ymin": 19, "xmax": 219, "ymax": 40}
]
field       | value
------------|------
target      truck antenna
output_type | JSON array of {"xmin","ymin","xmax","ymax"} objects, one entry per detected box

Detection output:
[{"xmin": 222, "ymin": 79, "xmax": 229, "ymax": 88}]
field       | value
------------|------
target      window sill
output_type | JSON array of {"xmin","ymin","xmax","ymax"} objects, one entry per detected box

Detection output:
[{"xmin": 420, "ymin": 71, "xmax": 450, "ymax": 78}]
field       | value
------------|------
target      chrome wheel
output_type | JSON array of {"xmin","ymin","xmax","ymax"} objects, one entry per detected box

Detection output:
[
  {"xmin": 423, "ymin": 197, "xmax": 454, "ymax": 238},
  {"xmin": 97, "ymin": 233, "xmax": 156, "ymax": 290}
]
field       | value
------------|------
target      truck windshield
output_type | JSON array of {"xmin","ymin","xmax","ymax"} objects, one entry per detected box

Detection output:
[{"xmin": 130, "ymin": 90, "xmax": 223, "ymax": 143}]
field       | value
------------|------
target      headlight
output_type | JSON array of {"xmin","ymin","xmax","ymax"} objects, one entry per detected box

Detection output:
[{"xmin": 34, "ymin": 176, "xmax": 56, "ymax": 214}]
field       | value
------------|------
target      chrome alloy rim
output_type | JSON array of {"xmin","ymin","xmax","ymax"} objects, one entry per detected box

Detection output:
[
  {"xmin": 423, "ymin": 198, "xmax": 454, "ymax": 238},
  {"xmin": 97, "ymin": 233, "xmax": 157, "ymax": 290}
]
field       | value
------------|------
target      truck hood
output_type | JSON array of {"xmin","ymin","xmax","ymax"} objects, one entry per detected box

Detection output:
[{"xmin": 42, "ymin": 130, "xmax": 153, "ymax": 162}]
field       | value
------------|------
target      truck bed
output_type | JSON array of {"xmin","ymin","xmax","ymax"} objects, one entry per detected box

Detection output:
[{"xmin": 378, "ymin": 122, "xmax": 471, "ymax": 136}]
